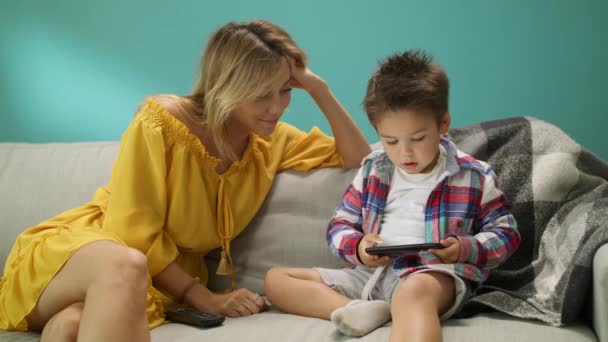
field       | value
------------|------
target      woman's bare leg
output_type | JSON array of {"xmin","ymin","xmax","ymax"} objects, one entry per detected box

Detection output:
[
  {"xmin": 390, "ymin": 272, "xmax": 455, "ymax": 342},
  {"xmin": 27, "ymin": 241, "xmax": 150, "ymax": 342},
  {"xmin": 264, "ymin": 267, "xmax": 350, "ymax": 319},
  {"xmin": 37, "ymin": 302, "xmax": 83, "ymax": 342}
]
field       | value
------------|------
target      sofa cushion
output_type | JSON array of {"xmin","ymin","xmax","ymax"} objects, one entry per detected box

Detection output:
[
  {"xmin": 0, "ymin": 137, "xmax": 601, "ymax": 341},
  {"xmin": 206, "ymin": 167, "xmax": 358, "ymax": 293},
  {"xmin": 150, "ymin": 311, "xmax": 597, "ymax": 342},
  {"xmin": 0, "ymin": 142, "xmax": 118, "ymax": 277},
  {"xmin": 1, "ymin": 311, "xmax": 596, "ymax": 342}
]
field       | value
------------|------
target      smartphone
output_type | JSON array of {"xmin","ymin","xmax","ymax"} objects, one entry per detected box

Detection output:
[
  {"xmin": 165, "ymin": 308, "xmax": 225, "ymax": 328},
  {"xmin": 365, "ymin": 243, "xmax": 444, "ymax": 257}
]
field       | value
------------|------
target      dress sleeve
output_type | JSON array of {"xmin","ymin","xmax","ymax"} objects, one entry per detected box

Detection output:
[
  {"xmin": 276, "ymin": 122, "xmax": 344, "ymax": 171},
  {"xmin": 102, "ymin": 112, "xmax": 178, "ymax": 277}
]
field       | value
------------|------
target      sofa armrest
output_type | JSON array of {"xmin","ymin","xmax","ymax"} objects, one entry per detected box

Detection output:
[{"xmin": 594, "ymin": 243, "xmax": 608, "ymax": 342}]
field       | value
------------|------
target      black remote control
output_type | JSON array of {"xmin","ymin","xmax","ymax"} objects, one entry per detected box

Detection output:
[{"xmin": 165, "ymin": 308, "xmax": 225, "ymax": 328}]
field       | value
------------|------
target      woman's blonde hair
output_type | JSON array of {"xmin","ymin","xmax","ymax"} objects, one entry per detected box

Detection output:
[{"xmin": 185, "ymin": 20, "xmax": 306, "ymax": 161}]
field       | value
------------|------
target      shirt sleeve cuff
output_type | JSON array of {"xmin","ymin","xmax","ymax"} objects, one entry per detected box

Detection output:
[
  {"xmin": 355, "ymin": 235, "xmax": 365, "ymax": 265},
  {"xmin": 445, "ymin": 233, "xmax": 477, "ymax": 264},
  {"xmin": 342, "ymin": 233, "xmax": 365, "ymax": 266}
]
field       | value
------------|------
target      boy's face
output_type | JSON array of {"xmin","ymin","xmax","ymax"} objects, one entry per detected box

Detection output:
[{"xmin": 376, "ymin": 108, "xmax": 450, "ymax": 174}]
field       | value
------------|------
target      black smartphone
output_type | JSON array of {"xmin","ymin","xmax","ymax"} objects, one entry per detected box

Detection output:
[
  {"xmin": 365, "ymin": 243, "xmax": 444, "ymax": 257},
  {"xmin": 165, "ymin": 308, "xmax": 225, "ymax": 328}
]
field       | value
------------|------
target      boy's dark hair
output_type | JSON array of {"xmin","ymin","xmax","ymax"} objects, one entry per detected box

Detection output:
[{"xmin": 363, "ymin": 49, "xmax": 449, "ymax": 125}]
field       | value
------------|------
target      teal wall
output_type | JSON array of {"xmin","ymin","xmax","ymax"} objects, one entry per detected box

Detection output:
[{"xmin": 1, "ymin": 0, "xmax": 606, "ymax": 160}]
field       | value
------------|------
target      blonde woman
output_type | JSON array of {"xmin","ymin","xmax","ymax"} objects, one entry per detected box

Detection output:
[{"xmin": 0, "ymin": 20, "xmax": 370, "ymax": 342}]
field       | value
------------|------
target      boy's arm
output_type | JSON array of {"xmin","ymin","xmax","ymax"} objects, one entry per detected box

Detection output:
[
  {"xmin": 327, "ymin": 167, "xmax": 367, "ymax": 266},
  {"xmin": 447, "ymin": 168, "xmax": 521, "ymax": 269}
]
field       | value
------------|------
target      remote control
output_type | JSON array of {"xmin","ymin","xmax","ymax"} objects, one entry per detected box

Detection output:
[{"xmin": 165, "ymin": 308, "xmax": 225, "ymax": 328}]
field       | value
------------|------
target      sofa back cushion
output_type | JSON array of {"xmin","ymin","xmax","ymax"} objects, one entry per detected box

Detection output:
[
  {"xmin": 206, "ymin": 168, "xmax": 358, "ymax": 293},
  {"xmin": 0, "ymin": 142, "xmax": 118, "ymax": 276}
]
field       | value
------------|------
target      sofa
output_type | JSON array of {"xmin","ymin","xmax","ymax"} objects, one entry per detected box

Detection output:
[{"xmin": 0, "ymin": 117, "xmax": 606, "ymax": 341}]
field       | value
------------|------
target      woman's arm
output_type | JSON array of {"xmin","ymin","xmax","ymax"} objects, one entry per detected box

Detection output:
[
  {"xmin": 153, "ymin": 261, "xmax": 265, "ymax": 317},
  {"xmin": 152, "ymin": 262, "xmax": 214, "ymax": 311},
  {"xmin": 290, "ymin": 60, "xmax": 371, "ymax": 168}
]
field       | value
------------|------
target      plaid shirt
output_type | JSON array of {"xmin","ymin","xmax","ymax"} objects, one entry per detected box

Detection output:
[{"xmin": 327, "ymin": 137, "xmax": 520, "ymax": 285}]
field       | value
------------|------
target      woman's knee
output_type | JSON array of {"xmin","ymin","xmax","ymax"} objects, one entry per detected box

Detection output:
[
  {"xmin": 75, "ymin": 243, "xmax": 149, "ymax": 295},
  {"xmin": 100, "ymin": 247, "xmax": 148, "ymax": 289},
  {"xmin": 68, "ymin": 241, "xmax": 148, "ymax": 284}
]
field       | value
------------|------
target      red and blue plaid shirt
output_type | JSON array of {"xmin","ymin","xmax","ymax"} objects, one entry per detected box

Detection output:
[{"xmin": 327, "ymin": 137, "xmax": 520, "ymax": 285}]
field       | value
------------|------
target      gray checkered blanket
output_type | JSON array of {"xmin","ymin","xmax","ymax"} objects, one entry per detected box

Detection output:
[{"xmin": 448, "ymin": 116, "xmax": 608, "ymax": 326}]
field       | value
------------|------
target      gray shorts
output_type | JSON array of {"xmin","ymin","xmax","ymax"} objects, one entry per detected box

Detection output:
[{"xmin": 314, "ymin": 265, "xmax": 471, "ymax": 320}]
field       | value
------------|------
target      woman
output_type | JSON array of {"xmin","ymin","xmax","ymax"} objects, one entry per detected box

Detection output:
[{"xmin": 0, "ymin": 20, "xmax": 370, "ymax": 342}]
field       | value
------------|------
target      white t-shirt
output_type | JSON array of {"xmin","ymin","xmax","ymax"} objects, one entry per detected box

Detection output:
[{"xmin": 379, "ymin": 145, "xmax": 449, "ymax": 246}]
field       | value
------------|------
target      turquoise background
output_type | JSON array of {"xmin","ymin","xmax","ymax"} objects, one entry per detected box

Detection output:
[{"xmin": 1, "ymin": 0, "xmax": 606, "ymax": 160}]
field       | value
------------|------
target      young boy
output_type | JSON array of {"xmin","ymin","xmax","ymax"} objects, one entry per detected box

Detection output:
[{"xmin": 264, "ymin": 50, "xmax": 520, "ymax": 342}]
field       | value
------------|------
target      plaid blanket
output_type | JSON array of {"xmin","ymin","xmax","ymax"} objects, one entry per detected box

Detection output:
[{"xmin": 448, "ymin": 116, "xmax": 608, "ymax": 326}]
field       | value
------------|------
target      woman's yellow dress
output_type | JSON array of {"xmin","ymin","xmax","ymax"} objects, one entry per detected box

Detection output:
[{"xmin": 0, "ymin": 99, "xmax": 343, "ymax": 330}]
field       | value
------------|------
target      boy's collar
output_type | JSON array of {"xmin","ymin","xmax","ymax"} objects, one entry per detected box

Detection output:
[
  {"xmin": 440, "ymin": 136, "xmax": 461, "ymax": 175},
  {"xmin": 441, "ymin": 136, "xmax": 486, "ymax": 174}
]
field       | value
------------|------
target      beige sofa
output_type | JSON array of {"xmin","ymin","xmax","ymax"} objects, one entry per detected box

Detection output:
[{"xmin": 0, "ymin": 139, "xmax": 605, "ymax": 342}]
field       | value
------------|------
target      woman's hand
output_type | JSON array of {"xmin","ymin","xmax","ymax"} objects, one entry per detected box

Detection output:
[
  {"xmin": 429, "ymin": 237, "xmax": 461, "ymax": 264},
  {"xmin": 285, "ymin": 57, "xmax": 370, "ymax": 167},
  {"xmin": 287, "ymin": 58, "xmax": 325, "ymax": 93},
  {"xmin": 357, "ymin": 234, "xmax": 393, "ymax": 267},
  {"xmin": 206, "ymin": 288, "xmax": 267, "ymax": 318}
]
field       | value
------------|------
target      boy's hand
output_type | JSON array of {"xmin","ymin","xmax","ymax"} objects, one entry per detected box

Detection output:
[
  {"xmin": 429, "ymin": 237, "xmax": 461, "ymax": 263},
  {"xmin": 357, "ymin": 234, "xmax": 393, "ymax": 267}
]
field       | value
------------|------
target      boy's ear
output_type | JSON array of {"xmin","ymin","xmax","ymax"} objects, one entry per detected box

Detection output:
[{"xmin": 440, "ymin": 112, "xmax": 451, "ymax": 135}]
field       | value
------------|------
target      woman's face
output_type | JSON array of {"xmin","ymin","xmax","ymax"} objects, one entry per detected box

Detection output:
[{"xmin": 231, "ymin": 59, "xmax": 292, "ymax": 137}]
